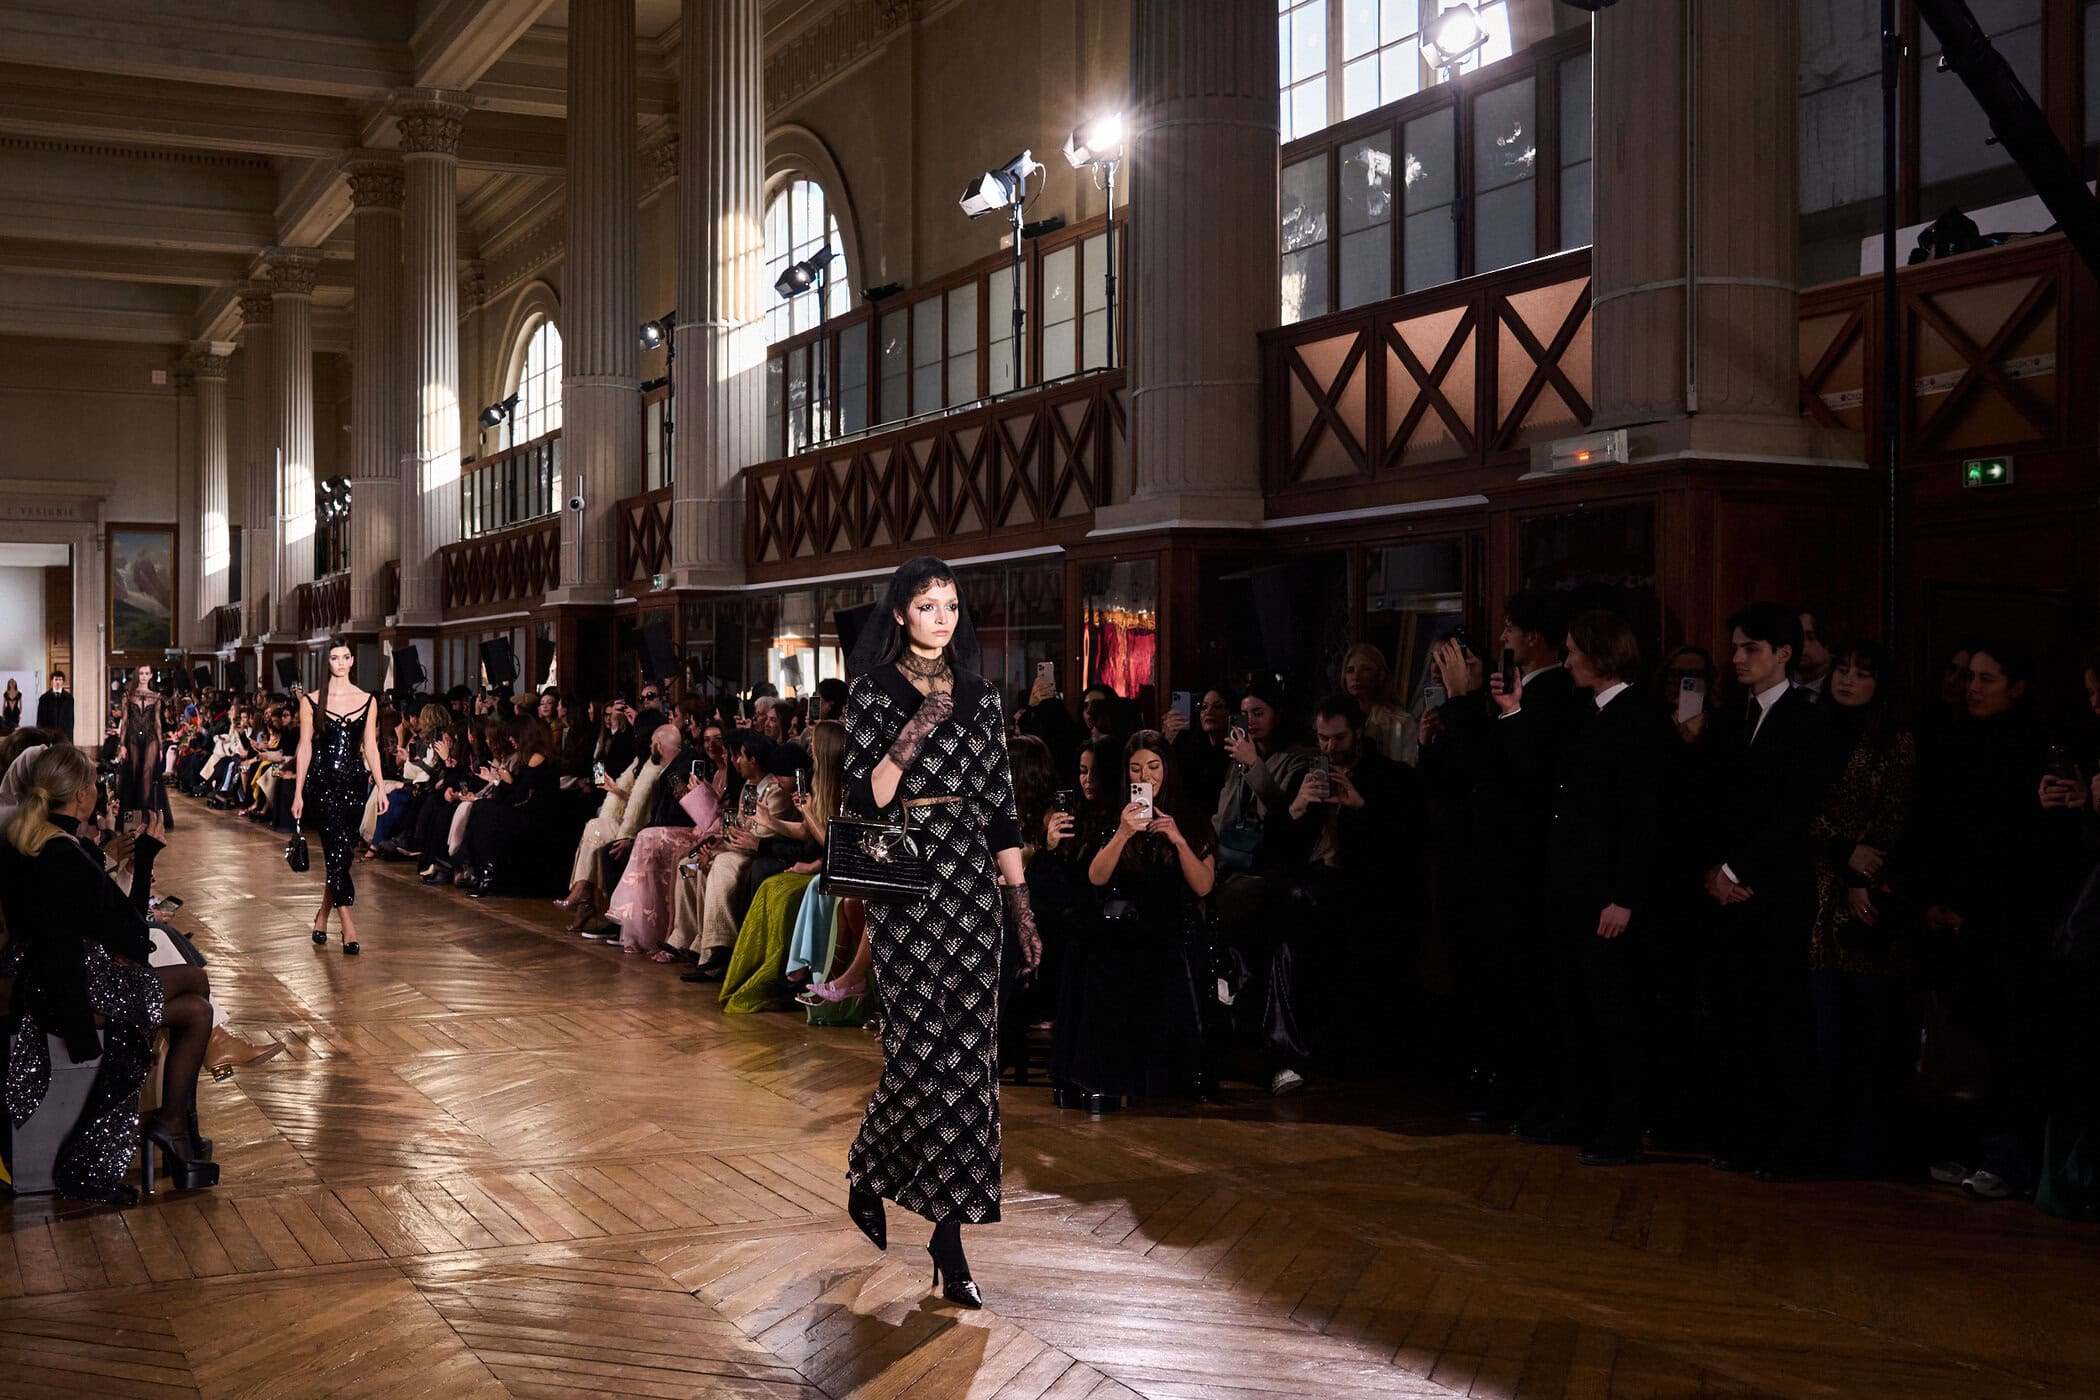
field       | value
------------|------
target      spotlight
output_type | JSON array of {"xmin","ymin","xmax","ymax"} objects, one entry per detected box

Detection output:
[
  {"xmin": 638, "ymin": 313, "xmax": 676, "ymax": 351},
  {"xmin": 958, "ymin": 151, "xmax": 1042, "ymax": 219},
  {"xmin": 1423, "ymin": 3, "xmax": 1489, "ymax": 69},
  {"xmin": 1062, "ymin": 112, "xmax": 1124, "ymax": 169},
  {"xmin": 772, "ymin": 247, "xmax": 836, "ymax": 302},
  {"xmin": 478, "ymin": 393, "xmax": 516, "ymax": 430}
]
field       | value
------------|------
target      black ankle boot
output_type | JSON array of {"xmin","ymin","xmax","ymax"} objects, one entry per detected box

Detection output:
[
  {"xmin": 847, "ymin": 1187, "xmax": 887, "ymax": 1251},
  {"xmin": 927, "ymin": 1221, "xmax": 982, "ymax": 1309}
]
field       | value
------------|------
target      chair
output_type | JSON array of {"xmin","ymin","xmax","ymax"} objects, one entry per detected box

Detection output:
[{"xmin": 7, "ymin": 1030, "xmax": 105, "ymax": 1194}]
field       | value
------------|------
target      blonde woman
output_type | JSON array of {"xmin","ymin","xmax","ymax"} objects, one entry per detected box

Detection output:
[
  {"xmin": 1342, "ymin": 643, "xmax": 1419, "ymax": 767},
  {"xmin": 0, "ymin": 745, "xmax": 218, "ymax": 1202}
]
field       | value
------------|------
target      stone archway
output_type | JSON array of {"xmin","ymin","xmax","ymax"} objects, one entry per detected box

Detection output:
[{"xmin": 0, "ymin": 478, "xmax": 113, "ymax": 746}]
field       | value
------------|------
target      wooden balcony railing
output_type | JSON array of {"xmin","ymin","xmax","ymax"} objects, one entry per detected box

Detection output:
[
  {"xmin": 209, "ymin": 603, "xmax": 241, "ymax": 649},
  {"xmin": 438, "ymin": 516, "xmax": 560, "ymax": 616},
  {"xmin": 743, "ymin": 369, "xmax": 1128, "ymax": 582},
  {"xmin": 618, "ymin": 485, "xmax": 673, "ymax": 587},
  {"xmin": 1259, "ymin": 249, "xmax": 1593, "ymax": 508},
  {"xmin": 298, "ymin": 570, "xmax": 349, "ymax": 636},
  {"xmin": 1799, "ymin": 233, "xmax": 2096, "ymax": 470}
]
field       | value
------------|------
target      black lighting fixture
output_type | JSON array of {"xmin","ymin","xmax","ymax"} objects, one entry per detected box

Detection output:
[
  {"xmin": 774, "ymin": 248, "xmax": 837, "ymax": 442},
  {"xmin": 1423, "ymin": 3, "xmax": 1491, "ymax": 70},
  {"xmin": 638, "ymin": 311, "xmax": 676, "ymax": 362},
  {"xmin": 478, "ymin": 392, "xmax": 517, "ymax": 430},
  {"xmin": 772, "ymin": 246, "xmax": 836, "ymax": 300},
  {"xmin": 863, "ymin": 281, "xmax": 902, "ymax": 303},
  {"xmin": 1063, "ymin": 111, "xmax": 1125, "ymax": 371},
  {"xmin": 958, "ymin": 150, "xmax": 1044, "ymax": 393}
]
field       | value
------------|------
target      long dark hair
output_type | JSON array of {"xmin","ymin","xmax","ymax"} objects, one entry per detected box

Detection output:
[
  {"xmin": 847, "ymin": 555, "xmax": 981, "ymax": 677},
  {"xmin": 1008, "ymin": 733, "xmax": 1058, "ymax": 848},
  {"xmin": 1121, "ymin": 729, "xmax": 1216, "ymax": 863},
  {"xmin": 319, "ymin": 635, "xmax": 355, "ymax": 711}
]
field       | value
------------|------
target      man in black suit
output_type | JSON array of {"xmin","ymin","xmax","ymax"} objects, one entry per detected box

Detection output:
[
  {"xmin": 1424, "ymin": 591, "xmax": 1578, "ymax": 1124},
  {"xmin": 1701, "ymin": 601, "xmax": 1830, "ymax": 1176},
  {"xmin": 33, "ymin": 669, "xmax": 73, "ymax": 736}
]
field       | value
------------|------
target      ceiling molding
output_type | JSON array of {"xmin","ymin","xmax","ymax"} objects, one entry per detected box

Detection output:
[
  {"xmin": 414, "ymin": 0, "xmax": 558, "ymax": 90},
  {"xmin": 0, "ymin": 0, "xmax": 415, "ymax": 97}
]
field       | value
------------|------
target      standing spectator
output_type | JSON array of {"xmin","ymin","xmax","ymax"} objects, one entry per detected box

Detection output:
[
  {"xmin": 1807, "ymin": 640, "xmax": 1919, "ymax": 1178},
  {"xmin": 1340, "ymin": 643, "xmax": 1419, "ymax": 766},
  {"xmin": 1646, "ymin": 643, "xmax": 1722, "ymax": 1148},
  {"xmin": 1793, "ymin": 605, "xmax": 1843, "ymax": 702},
  {"xmin": 1517, "ymin": 610, "xmax": 1667, "ymax": 1165},
  {"xmin": 1702, "ymin": 602, "xmax": 1829, "ymax": 1177},
  {"xmin": 34, "ymin": 669, "xmax": 73, "ymax": 737}
]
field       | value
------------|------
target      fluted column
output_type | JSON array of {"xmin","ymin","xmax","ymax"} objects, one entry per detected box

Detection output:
[
  {"xmin": 346, "ymin": 157, "xmax": 404, "ymax": 635},
  {"xmin": 556, "ymin": 0, "xmax": 641, "ymax": 602},
  {"xmin": 671, "ymin": 0, "xmax": 765, "ymax": 589},
  {"xmin": 188, "ymin": 343, "xmax": 235, "ymax": 634},
  {"xmin": 1096, "ymin": 0, "xmax": 1277, "ymax": 532},
  {"xmin": 172, "ymin": 361, "xmax": 201, "ymax": 650},
  {"xmin": 1589, "ymin": 0, "xmax": 1839, "ymax": 458},
  {"xmin": 393, "ymin": 89, "xmax": 470, "ymax": 626},
  {"xmin": 236, "ymin": 282, "xmax": 275, "ymax": 643},
  {"xmin": 266, "ymin": 247, "xmax": 321, "ymax": 638}
]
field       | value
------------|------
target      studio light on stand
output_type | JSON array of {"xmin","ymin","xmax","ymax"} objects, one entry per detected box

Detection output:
[
  {"xmin": 773, "ymin": 248, "xmax": 836, "ymax": 444},
  {"xmin": 1063, "ymin": 112, "xmax": 1124, "ymax": 371},
  {"xmin": 640, "ymin": 311, "xmax": 678, "ymax": 471},
  {"xmin": 1424, "ymin": 5, "xmax": 1491, "ymax": 279},
  {"xmin": 959, "ymin": 150, "xmax": 1044, "ymax": 394},
  {"xmin": 479, "ymin": 392, "xmax": 519, "ymax": 456}
]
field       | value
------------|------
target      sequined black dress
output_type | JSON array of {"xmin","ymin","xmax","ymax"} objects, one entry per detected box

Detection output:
[
  {"xmin": 306, "ymin": 693, "xmax": 372, "ymax": 906},
  {"xmin": 117, "ymin": 693, "xmax": 166, "ymax": 819},
  {"xmin": 842, "ymin": 665, "xmax": 1022, "ymax": 1224}
]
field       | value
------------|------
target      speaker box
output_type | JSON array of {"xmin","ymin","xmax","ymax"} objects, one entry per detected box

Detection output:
[
  {"xmin": 192, "ymin": 664, "xmax": 212, "ymax": 693},
  {"xmin": 479, "ymin": 637, "xmax": 518, "ymax": 687},
  {"xmin": 638, "ymin": 616, "xmax": 674, "ymax": 684},
  {"xmin": 392, "ymin": 643, "xmax": 426, "ymax": 689},
  {"xmin": 835, "ymin": 603, "xmax": 878, "ymax": 673},
  {"xmin": 226, "ymin": 662, "xmax": 247, "ymax": 692},
  {"xmin": 273, "ymin": 657, "xmax": 299, "ymax": 689}
]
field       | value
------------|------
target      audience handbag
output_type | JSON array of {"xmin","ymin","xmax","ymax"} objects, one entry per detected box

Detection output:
[
  {"xmin": 284, "ymin": 821, "xmax": 310, "ymax": 874},
  {"xmin": 823, "ymin": 806, "xmax": 931, "ymax": 903}
]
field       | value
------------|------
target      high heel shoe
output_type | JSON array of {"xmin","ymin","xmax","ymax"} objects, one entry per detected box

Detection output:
[
  {"xmin": 186, "ymin": 1107, "xmax": 213, "ymax": 1163},
  {"xmin": 343, "ymin": 938, "xmax": 360, "ymax": 956},
  {"xmin": 846, "ymin": 1187, "xmax": 887, "ymax": 1251},
  {"xmin": 205, "ymin": 1026, "xmax": 284, "ymax": 1080},
  {"xmin": 311, "ymin": 924, "xmax": 328, "ymax": 946},
  {"xmin": 141, "ymin": 1121, "xmax": 221, "ymax": 1192},
  {"xmin": 926, "ymin": 1229, "xmax": 983, "ymax": 1309},
  {"xmin": 800, "ymin": 977, "xmax": 867, "ymax": 1005}
]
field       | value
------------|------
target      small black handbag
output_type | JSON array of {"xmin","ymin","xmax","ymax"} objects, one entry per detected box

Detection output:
[
  {"xmin": 823, "ymin": 806, "xmax": 931, "ymax": 902},
  {"xmin": 284, "ymin": 821, "xmax": 310, "ymax": 873}
]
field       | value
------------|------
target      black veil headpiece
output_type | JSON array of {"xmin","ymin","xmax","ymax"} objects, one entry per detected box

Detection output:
[{"xmin": 845, "ymin": 556, "xmax": 980, "ymax": 680}]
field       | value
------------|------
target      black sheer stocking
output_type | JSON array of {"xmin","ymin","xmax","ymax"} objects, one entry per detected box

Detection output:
[{"xmin": 152, "ymin": 965, "xmax": 212, "ymax": 1150}]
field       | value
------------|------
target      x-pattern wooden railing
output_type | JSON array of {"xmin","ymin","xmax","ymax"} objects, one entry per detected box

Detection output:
[
  {"xmin": 438, "ymin": 516, "xmax": 560, "ymax": 615},
  {"xmin": 297, "ymin": 571, "xmax": 349, "ymax": 637},
  {"xmin": 617, "ymin": 487, "xmax": 672, "ymax": 586}
]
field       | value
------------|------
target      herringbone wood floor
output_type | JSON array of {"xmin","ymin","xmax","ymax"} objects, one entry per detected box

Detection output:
[{"xmin": 2, "ymin": 803, "xmax": 2096, "ymax": 1398}]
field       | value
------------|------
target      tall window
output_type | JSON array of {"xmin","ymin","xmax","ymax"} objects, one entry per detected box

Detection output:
[
  {"xmin": 515, "ymin": 319, "xmax": 562, "ymax": 443},
  {"xmin": 1283, "ymin": 0, "xmax": 1526, "ymax": 141},
  {"xmin": 765, "ymin": 178, "xmax": 852, "ymax": 344}
]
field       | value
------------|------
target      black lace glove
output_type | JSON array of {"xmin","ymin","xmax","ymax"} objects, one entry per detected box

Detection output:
[
  {"xmin": 886, "ymin": 690, "xmax": 955, "ymax": 767},
  {"xmin": 1003, "ymin": 882, "xmax": 1041, "ymax": 983}
]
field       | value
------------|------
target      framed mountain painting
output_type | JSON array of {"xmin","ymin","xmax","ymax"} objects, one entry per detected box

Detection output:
[{"xmin": 108, "ymin": 523, "xmax": 177, "ymax": 653}]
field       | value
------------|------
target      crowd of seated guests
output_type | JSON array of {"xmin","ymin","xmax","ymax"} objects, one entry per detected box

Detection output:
[{"xmin": 128, "ymin": 589, "xmax": 2100, "ymax": 1230}]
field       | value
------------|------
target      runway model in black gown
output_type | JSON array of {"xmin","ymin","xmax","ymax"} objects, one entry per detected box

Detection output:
[
  {"xmin": 292, "ymin": 639, "xmax": 384, "ymax": 955},
  {"xmin": 117, "ymin": 664, "xmax": 171, "ymax": 826},
  {"xmin": 839, "ymin": 557, "xmax": 1041, "ymax": 1310}
]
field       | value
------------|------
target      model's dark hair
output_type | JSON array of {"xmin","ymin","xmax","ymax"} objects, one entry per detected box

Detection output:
[
  {"xmin": 1728, "ymin": 601, "xmax": 1804, "ymax": 662},
  {"xmin": 847, "ymin": 556, "xmax": 980, "ymax": 676},
  {"xmin": 1567, "ymin": 610, "xmax": 1643, "ymax": 684}
]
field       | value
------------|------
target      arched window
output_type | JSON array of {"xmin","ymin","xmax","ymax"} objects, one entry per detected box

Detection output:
[
  {"xmin": 515, "ymin": 318, "xmax": 563, "ymax": 442},
  {"xmin": 764, "ymin": 178, "xmax": 851, "ymax": 344}
]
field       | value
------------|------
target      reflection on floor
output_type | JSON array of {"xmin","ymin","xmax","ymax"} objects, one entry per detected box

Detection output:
[{"xmin": 1, "ymin": 803, "xmax": 2096, "ymax": 1398}]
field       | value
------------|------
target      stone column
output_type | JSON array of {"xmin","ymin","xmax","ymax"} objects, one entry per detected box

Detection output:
[
  {"xmin": 1588, "ymin": 0, "xmax": 1837, "ymax": 458},
  {"xmin": 393, "ymin": 88, "xmax": 471, "ymax": 626},
  {"xmin": 267, "ymin": 247, "xmax": 322, "ymax": 638},
  {"xmin": 236, "ymin": 282, "xmax": 275, "ymax": 643},
  {"xmin": 1095, "ymin": 0, "xmax": 1278, "ymax": 532},
  {"xmin": 172, "ymin": 360, "xmax": 201, "ymax": 650},
  {"xmin": 188, "ymin": 343, "xmax": 235, "ymax": 636},
  {"xmin": 346, "ymin": 156, "xmax": 404, "ymax": 635},
  {"xmin": 555, "ymin": 0, "xmax": 642, "ymax": 602},
  {"xmin": 671, "ymin": 0, "xmax": 765, "ymax": 589}
]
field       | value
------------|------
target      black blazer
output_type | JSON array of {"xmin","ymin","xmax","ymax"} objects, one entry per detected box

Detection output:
[
  {"xmin": 0, "ymin": 818, "xmax": 159, "ymax": 1062},
  {"xmin": 1549, "ymin": 686, "xmax": 1669, "ymax": 917},
  {"xmin": 1701, "ymin": 684, "xmax": 1830, "ymax": 903},
  {"xmin": 1432, "ymin": 665, "xmax": 1580, "ymax": 865},
  {"xmin": 33, "ymin": 689, "xmax": 73, "ymax": 734}
]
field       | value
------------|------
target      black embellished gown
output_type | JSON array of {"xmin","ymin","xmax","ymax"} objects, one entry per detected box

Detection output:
[
  {"xmin": 306, "ymin": 693, "xmax": 372, "ymax": 906},
  {"xmin": 843, "ymin": 665, "xmax": 1022, "ymax": 1224},
  {"xmin": 118, "ymin": 693, "xmax": 168, "ymax": 822}
]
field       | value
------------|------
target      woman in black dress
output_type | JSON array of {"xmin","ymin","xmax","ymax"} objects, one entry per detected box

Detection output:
[
  {"xmin": 292, "ymin": 638, "xmax": 384, "ymax": 955},
  {"xmin": 117, "ymin": 663, "xmax": 170, "ymax": 826},
  {"xmin": 840, "ymin": 557, "xmax": 1040, "ymax": 1309}
]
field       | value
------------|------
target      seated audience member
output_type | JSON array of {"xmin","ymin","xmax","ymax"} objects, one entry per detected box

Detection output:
[
  {"xmin": 1806, "ymin": 639, "xmax": 1921, "ymax": 1179},
  {"xmin": 0, "ymin": 746, "xmax": 216, "ymax": 1203},
  {"xmin": 558, "ymin": 727, "xmax": 668, "ymax": 932},
  {"xmin": 1504, "ymin": 610, "xmax": 1667, "ymax": 1166},
  {"xmin": 814, "ymin": 678, "xmax": 849, "ymax": 723},
  {"xmin": 1161, "ymin": 687, "xmax": 1235, "ymax": 818},
  {"xmin": 675, "ymin": 731, "xmax": 794, "ymax": 978},
  {"xmin": 1701, "ymin": 602, "xmax": 1829, "ymax": 1179},
  {"xmin": 1341, "ymin": 643, "xmax": 1420, "ymax": 766},
  {"xmin": 421, "ymin": 722, "xmax": 515, "ymax": 883},
  {"xmin": 580, "ymin": 723, "xmax": 682, "ymax": 934},
  {"xmin": 1214, "ymin": 677, "xmax": 1314, "ymax": 874},
  {"xmin": 454, "ymin": 718, "xmax": 560, "ymax": 896},
  {"xmin": 1064, "ymin": 731, "xmax": 1218, "ymax": 1101},
  {"xmin": 995, "ymin": 734, "xmax": 1084, "ymax": 1079},
  {"xmin": 374, "ymin": 703, "xmax": 452, "ymax": 856},
  {"xmin": 556, "ymin": 693, "xmax": 597, "ymax": 787},
  {"xmin": 1075, "ymin": 735, "xmax": 1123, "ymax": 841},
  {"xmin": 604, "ymin": 727, "xmax": 715, "ymax": 953},
  {"xmin": 719, "ymin": 720, "xmax": 845, "ymax": 1012}
]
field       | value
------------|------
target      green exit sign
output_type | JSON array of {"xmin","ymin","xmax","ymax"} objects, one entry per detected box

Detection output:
[{"xmin": 1963, "ymin": 456, "xmax": 2014, "ymax": 488}]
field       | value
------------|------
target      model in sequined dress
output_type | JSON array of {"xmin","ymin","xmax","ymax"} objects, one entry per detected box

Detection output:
[
  {"xmin": 292, "ymin": 638, "xmax": 384, "ymax": 955},
  {"xmin": 117, "ymin": 663, "xmax": 170, "ymax": 826},
  {"xmin": 837, "ymin": 557, "xmax": 1042, "ymax": 1310}
]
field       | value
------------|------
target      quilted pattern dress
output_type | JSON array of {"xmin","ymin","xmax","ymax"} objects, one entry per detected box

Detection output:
[{"xmin": 843, "ymin": 665, "xmax": 1022, "ymax": 1224}]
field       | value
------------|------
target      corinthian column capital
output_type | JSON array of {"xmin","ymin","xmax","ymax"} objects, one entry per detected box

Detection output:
[
  {"xmin": 392, "ymin": 88, "xmax": 472, "ymax": 156},
  {"xmin": 345, "ymin": 155, "xmax": 406, "ymax": 210},
  {"xmin": 236, "ymin": 281, "xmax": 275, "ymax": 327},
  {"xmin": 263, "ymin": 247, "xmax": 323, "ymax": 297}
]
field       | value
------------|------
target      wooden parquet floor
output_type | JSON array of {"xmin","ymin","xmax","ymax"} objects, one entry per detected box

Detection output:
[{"xmin": 3, "ymin": 804, "xmax": 2097, "ymax": 1399}]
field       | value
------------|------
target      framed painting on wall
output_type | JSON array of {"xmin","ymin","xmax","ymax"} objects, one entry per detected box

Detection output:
[{"xmin": 107, "ymin": 523, "xmax": 177, "ymax": 654}]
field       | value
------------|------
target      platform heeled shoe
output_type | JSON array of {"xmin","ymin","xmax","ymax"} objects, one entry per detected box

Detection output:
[
  {"xmin": 141, "ymin": 1121, "xmax": 221, "ymax": 1191},
  {"xmin": 847, "ymin": 1187, "xmax": 887, "ymax": 1251},
  {"xmin": 926, "ymin": 1223, "xmax": 983, "ymax": 1309}
]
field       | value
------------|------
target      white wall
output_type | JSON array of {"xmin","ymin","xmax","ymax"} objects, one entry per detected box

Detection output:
[{"xmin": 0, "ymin": 562, "xmax": 46, "ymax": 703}]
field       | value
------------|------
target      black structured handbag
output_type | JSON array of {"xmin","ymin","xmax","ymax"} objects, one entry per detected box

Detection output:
[
  {"xmin": 823, "ymin": 806, "xmax": 931, "ymax": 902},
  {"xmin": 284, "ymin": 821, "xmax": 310, "ymax": 873}
]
